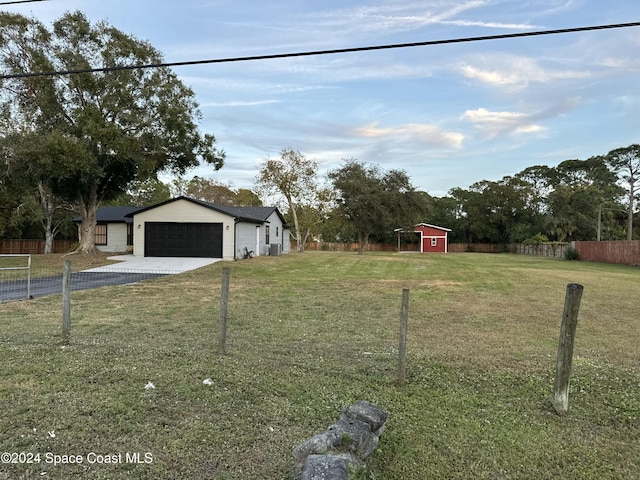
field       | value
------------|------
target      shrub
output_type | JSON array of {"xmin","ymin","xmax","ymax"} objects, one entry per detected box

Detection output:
[
  {"xmin": 564, "ymin": 246, "xmax": 579, "ymax": 260},
  {"xmin": 523, "ymin": 233, "xmax": 549, "ymax": 246}
]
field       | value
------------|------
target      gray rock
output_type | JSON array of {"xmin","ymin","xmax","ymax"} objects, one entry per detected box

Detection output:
[
  {"xmin": 301, "ymin": 455, "xmax": 347, "ymax": 480},
  {"xmin": 327, "ymin": 417, "xmax": 378, "ymax": 458},
  {"xmin": 341, "ymin": 400, "xmax": 387, "ymax": 434},
  {"xmin": 293, "ymin": 430, "xmax": 341, "ymax": 463}
]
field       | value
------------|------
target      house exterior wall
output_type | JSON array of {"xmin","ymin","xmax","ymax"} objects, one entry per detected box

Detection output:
[
  {"xmin": 96, "ymin": 223, "xmax": 130, "ymax": 253},
  {"xmin": 131, "ymin": 199, "xmax": 235, "ymax": 260},
  {"xmin": 235, "ymin": 222, "xmax": 259, "ymax": 258},
  {"xmin": 264, "ymin": 211, "xmax": 289, "ymax": 255}
]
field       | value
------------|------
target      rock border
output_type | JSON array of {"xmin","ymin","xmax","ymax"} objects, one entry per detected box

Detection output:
[{"xmin": 293, "ymin": 400, "xmax": 387, "ymax": 480}]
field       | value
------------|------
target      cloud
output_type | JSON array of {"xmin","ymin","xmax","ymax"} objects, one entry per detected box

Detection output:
[
  {"xmin": 353, "ymin": 122, "xmax": 464, "ymax": 149},
  {"xmin": 279, "ymin": 1, "xmax": 525, "ymax": 40},
  {"xmin": 202, "ymin": 100, "xmax": 279, "ymax": 108},
  {"xmin": 460, "ymin": 108, "xmax": 545, "ymax": 137},
  {"xmin": 440, "ymin": 20, "xmax": 537, "ymax": 29},
  {"xmin": 459, "ymin": 54, "xmax": 591, "ymax": 89}
]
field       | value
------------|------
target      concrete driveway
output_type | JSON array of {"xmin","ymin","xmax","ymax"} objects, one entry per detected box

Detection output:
[{"xmin": 82, "ymin": 255, "xmax": 223, "ymax": 274}]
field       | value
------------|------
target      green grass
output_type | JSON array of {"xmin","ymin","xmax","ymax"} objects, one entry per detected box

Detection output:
[{"xmin": 0, "ymin": 252, "xmax": 638, "ymax": 479}]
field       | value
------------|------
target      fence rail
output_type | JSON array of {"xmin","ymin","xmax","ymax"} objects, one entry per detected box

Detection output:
[{"xmin": 0, "ymin": 239, "xmax": 74, "ymax": 255}]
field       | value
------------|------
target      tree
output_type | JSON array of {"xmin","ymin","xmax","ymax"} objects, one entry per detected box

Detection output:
[
  {"xmin": 604, "ymin": 145, "xmax": 640, "ymax": 240},
  {"xmin": 107, "ymin": 177, "xmax": 171, "ymax": 206},
  {"xmin": 255, "ymin": 149, "xmax": 320, "ymax": 252},
  {"xmin": 235, "ymin": 188, "xmax": 262, "ymax": 207},
  {"xmin": 549, "ymin": 157, "xmax": 623, "ymax": 241},
  {"xmin": 185, "ymin": 177, "xmax": 237, "ymax": 205},
  {"xmin": 328, "ymin": 160, "xmax": 426, "ymax": 254},
  {"xmin": 0, "ymin": 131, "xmax": 76, "ymax": 252},
  {"xmin": 0, "ymin": 11, "xmax": 224, "ymax": 254}
]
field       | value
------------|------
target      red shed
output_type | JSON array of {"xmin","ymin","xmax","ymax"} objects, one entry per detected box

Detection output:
[{"xmin": 414, "ymin": 223, "xmax": 451, "ymax": 253}]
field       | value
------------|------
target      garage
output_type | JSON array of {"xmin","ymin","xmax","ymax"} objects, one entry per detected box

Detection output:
[{"xmin": 144, "ymin": 222, "xmax": 223, "ymax": 258}]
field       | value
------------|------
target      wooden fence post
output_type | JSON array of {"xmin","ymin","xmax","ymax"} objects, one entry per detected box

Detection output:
[
  {"xmin": 62, "ymin": 260, "xmax": 72, "ymax": 343},
  {"xmin": 218, "ymin": 267, "xmax": 231, "ymax": 355},
  {"xmin": 552, "ymin": 283, "xmax": 584, "ymax": 415},
  {"xmin": 397, "ymin": 288, "xmax": 410, "ymax": 386}
]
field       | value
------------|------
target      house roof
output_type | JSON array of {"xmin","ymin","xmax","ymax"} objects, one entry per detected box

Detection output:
[
  {"xmin": 73, "ymin": 206, "xmax": 143, "ymax": 224},
  {"xmin": 125, "ymin": 196, "xmax": 289, "ymax": 227}
]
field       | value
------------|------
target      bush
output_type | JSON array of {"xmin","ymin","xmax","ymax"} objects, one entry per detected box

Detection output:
[
  {"xmin": 523, "ymin": 233, "xmax": 549, "ymax": 246},
  {"xmin": 564, "ymin": 246, "xmax": 579, "ymax": 260}
]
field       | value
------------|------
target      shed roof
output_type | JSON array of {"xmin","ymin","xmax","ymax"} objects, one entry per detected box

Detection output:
[{"xmin": 414, "ymin": 223, "xmax": 452, "ymax": 232}]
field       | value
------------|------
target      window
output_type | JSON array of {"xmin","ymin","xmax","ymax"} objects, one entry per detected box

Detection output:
[
  {"xmin": 265, "ymin": 225, "xmax": 270, "ymax": 244},
  {"xmin": 95, "ymin": 224, "xmax": 107, "ymax": 245},
  {"xmin": 276, "ymin": 226, "xmax": 279, "ymax": 237},
  {"xmin": 431, "ymin": 237, "xmax": 437, "ymax": 247}
]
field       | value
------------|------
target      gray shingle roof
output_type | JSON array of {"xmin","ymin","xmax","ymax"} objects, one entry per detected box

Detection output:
[{"xmin": 73, "ymin": 206, "xmax": 143, "ymax": 223}]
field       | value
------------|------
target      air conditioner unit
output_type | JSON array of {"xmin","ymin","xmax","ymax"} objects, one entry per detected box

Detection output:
[{"xmin": 269, "ymin": 244, "xmax": 281, "ymax": 256}]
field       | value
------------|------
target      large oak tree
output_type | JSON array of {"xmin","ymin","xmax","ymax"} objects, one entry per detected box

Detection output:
[{"xmin": 0, "ymin": 11, "xmax": 224, "ymax": 253}]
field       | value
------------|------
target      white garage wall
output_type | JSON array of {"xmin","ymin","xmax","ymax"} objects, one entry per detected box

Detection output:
[{"xmin": 131, "ymin": 199, "xmax": 235, "ymax": 260}]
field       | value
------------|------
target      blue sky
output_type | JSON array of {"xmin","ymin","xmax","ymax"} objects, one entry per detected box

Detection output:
[{"xmin": 7, "ymin": 1, "xmax": 640, "ymax": 197}]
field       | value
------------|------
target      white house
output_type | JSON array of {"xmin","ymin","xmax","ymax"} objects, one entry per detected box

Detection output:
[{"xmin": 126, "ymin": 197, "xmax": 290, "ymax": 260}]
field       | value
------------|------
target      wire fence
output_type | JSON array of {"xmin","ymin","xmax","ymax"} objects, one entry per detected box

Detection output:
[{"xmin": 0, "ymin": 263, "xmax": 175, "ymax": 303}]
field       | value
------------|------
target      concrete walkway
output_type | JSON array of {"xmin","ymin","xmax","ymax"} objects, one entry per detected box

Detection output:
[{"xmin": 82, "ymin": 255, "xmax": 222, "ymax": 274}]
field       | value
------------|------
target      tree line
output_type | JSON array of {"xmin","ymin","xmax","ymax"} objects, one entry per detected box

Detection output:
[
  {"xmin": 255, "ymin": 146, "xmax": 639, "ymax": 254},
  {"xmin": 0, "ymin": 11, "xmax": 638, "ymax": 255}
]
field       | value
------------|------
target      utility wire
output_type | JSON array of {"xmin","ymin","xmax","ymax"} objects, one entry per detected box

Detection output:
[
  {"xmin": 1, "ymin": 21, "xmax": 639, "ymax": 80},
  {"xmin": 0, "ymin": 0, "xmax": 48, "ymax": 5}
]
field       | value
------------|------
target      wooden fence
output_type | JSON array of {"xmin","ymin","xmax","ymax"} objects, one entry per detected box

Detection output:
[
  {"xmin": 294, "ymin": 241, "xmax": 568, "ymax": 256},
  {"xmin": 4, "ymin": 238, "xmax": 637, "ymax": 265},
  {"xmin": 0, "ymin": 239, "xmax": 74, "ymax": 255},
  {"xmin": 293, "ymin": 241, "xmax": 420, "ymax": 252},
  {"xmin": 450, "ymin": 243, "xmax": 569, "ymax": 258},
  {"xmin": 574, "ymin": 240, "xmax": 640, "ymax": 267}
]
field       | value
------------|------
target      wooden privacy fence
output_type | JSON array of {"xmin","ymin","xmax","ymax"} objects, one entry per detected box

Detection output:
[
  {"xmin": 294, "ymin": 242, "xmax": 420, "ymax": 252},
  {"xmin": 298, "ymin": 241, "xmax": 567, "ymax": 256},
  {"xmin": 574, "ymin": 240, "xmax": 640, "ymax": 266},
  {"xmin": 0, "ymin": 239, "xmax": 74, "ymax": 255}
]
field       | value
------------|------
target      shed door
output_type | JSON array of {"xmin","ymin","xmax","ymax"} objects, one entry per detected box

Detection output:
[{"xmin": 145, "ymin": 222, "xmax": 223, "ymax": 257}]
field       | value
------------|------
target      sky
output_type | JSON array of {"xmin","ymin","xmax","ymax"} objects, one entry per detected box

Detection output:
[{"xmin": 4, "ymin": 0, "xmax": 640, "ymax": 197}]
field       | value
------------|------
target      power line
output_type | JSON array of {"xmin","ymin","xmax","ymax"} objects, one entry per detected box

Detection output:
[
  {"xmin": 1, "ymin": 21, "xmax": 639, "ymax": 80},
  {"xmin": 0, "ymin": 0, "xmax": 48, "ymax": 5}
]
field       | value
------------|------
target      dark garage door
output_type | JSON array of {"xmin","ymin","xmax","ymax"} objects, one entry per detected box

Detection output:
[{"xmin": 145, "ymin": 222, "xmax": 223, "ymax": 258}]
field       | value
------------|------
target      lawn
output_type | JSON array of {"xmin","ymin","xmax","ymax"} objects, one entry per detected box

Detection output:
[{"xmin": 0, "ymin": 252, "xmax": 638, "ymax": 479}]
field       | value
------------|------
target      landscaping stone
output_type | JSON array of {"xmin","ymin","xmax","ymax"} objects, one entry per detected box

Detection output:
[
  {"xmin": 327, "ymin": 417, "xmax": 378, "ymax": 458},
  {"xmin": 341, "ymin": 400, "xmax": 387, "ymax": 436},
  {"xmin": 300, "ymin": 455, "xmax": 347, "ymax": 480},
  {"xmin": 293, "ymin": 400, "xmax": 387, "ymax": 480}
]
